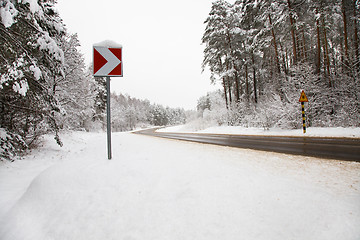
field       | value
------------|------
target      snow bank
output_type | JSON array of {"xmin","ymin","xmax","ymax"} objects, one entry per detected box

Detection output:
[
  {"xmin": 0, "ymin": 132, "xmax": 359, "ymax": 240},
  {"xmin": 93, "ymin": 40, "xmax": 122, "ymax": 48},
  {"xmin": 159, "ymin": 125, "xmax": 360, "ymax": 138}
]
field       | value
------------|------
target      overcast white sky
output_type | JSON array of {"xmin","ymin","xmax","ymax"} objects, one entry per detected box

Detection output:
[{"xmin": 56, "ymin": 0, "xmax": 236, "ymax": 110}]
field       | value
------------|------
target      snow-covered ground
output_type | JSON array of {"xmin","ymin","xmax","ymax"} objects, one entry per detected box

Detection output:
[
  {"xmin": 0, "ymin": 131, "xmax": 359, "ymax": 240},
  {"xmin": 158, "ymin": 125, "xmax": 360, "ymax": 138}
]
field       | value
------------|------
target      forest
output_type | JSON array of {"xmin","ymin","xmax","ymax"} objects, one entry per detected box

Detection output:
[
  {"xmin": 200, "ymin": 0, "xmax": 359, "ymax": 129},
  {"xmin": 0, "ymin": 0, "xmax": 186, "ymax": 161},
  {"xmin": 1, "ymin": 0, "xmax": 360, "ymax": 161}
]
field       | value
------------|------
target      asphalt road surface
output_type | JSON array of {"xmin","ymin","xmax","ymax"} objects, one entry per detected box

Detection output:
[{"xmin": 134, "ymin": 128, "xmax": 360, "ymax": 162}]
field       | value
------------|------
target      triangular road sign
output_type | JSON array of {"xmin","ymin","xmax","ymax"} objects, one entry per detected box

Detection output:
[{"xmin": 299, "ymin": 90, "xmax": 308, "ymax": 102}]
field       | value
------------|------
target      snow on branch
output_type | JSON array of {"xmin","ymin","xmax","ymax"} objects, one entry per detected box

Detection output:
[
  {"xmin": 37, "ymin": 32, "xmax": 64, "ymax": 63},
  {"xmin": 0, "ymin": 0, "xmax": 18, "ymax": 28}
]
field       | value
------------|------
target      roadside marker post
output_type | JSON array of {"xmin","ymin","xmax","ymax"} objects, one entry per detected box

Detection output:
[
  {"xmin": 106, "ymin": 76, "xmax": 111, "ymax": 159},
  {"xmin": 93, "ymin": 40, "xmax": 123, "ymax": 160},
  {"xmin": 299, "ymin": 90, "xmax": 308, "ymax": 134}
]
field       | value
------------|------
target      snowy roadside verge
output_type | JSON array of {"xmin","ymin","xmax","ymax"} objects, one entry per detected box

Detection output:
[
  {"xmin": 0, "ymin": 132, "xmax": 102, "ymax": 220},
  {"xmin": 157, "ymin": 125, "xmax": 360, "ymax": 138},
  {"xmin": 0, "ymin": 131, "xmax": 359, "ymax": 240}
]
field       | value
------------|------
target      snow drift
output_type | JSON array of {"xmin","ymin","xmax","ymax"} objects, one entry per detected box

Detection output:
[{"xmin": 0, "ymin": 132, "xmax": 359, "ymax": 240}]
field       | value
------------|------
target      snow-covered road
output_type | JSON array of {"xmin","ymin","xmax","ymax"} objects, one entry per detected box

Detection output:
[{"xmin": 0, "ymin": 131, "xmax": 359, "ymax": 240}]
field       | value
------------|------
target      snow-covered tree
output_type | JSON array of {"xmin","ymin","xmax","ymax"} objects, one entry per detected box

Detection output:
[
  {"xmin": 55, "ymin": 33, "xmax": 96, "ymax": 131},
  {"xmin": 1, "ymin": 0, "xmax": 66, "ymax": 160},
  {"xmin": 202, "ymin": 0, "xmax": 242, "ymax": 105},
  {"xmin": 92, "ymin": 75, "xmax": 107, "ymax": 123},
  {"xmin": 110, "ymin": 93, "xmax": 186, "ymax": 131},
  {"xmin": 201, "ymin": 0, "xmax": 360, "ymax": 129}
]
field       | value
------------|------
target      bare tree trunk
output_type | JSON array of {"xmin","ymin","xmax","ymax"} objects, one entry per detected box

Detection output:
[
  {"xmin": 287, "ymin": 0, "xmax": 297, "ymax": 64},
  {"xmin": 322, "ymin": 16, "xmax": 332, "ymax": 87},
  {"xmin": 245, "ymin": 63, "xmax": 249, "ymax": 102},
  {"xmin": 268, "ymin": 14, "xmax": 281, "ymax": 73},
  {"xmin": 353, "ymin": 0, "xmax": 359, "ymax": 72},
  {"xmin": 252, "ymin": 53, "xmax": 258, "ymax": 104},
  {"xmin": 301, "ymin": 25, "xmax": 307, "ymax": 61},
  {"xmin": 279, "ymin": 41, "xmax": 288, "ymax": 75},
  {"xmin": 342, "ymin": 0, "xmax": 350, "ymax": 68},
  {"xmin": 226, "ymin": 30, "xmax": 240, "ymax": 102},
  {"xmin": 218, "ymin": 57, "xmax": 229, "ymax": 109},
  {"xmin": 295, "ymin": 30, "xmax": 301, "ymax": 62},
  {"xmin": 227, "ymin": 77, "xmax": 232, "ymax": 105},
  {"xmin": 226, "ymin": 61, "xmax": 232, "ymax": 104},
  {"xmin": 234, "ymin": 71, "xmax": 240, "ymax": 103},
  {"xmin": 222, "ymin": 77, "xmax": 229, "ymax": 109},
  {"xmin": 315, "ymin": 8, "xmax": 321, "ymax": 75}
]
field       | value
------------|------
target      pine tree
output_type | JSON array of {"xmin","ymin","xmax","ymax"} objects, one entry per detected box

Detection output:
[
  {"xmin": 92, "ymin": 75, "xmax": 107, "ymax": 124},
  {"xmin": 56, "ymin": 33, "xmax": 96, "ymax": 130},
  {"xmin": 202, "ymin": 0, "xmax": 242, "ymax": 103},
  {"xmin": 201, "ymin": 0, "xmax": 360, "ymax": 128},
  {"xmin": 1, "ymin": 0, "xmax": 66, "ymax": 160}
]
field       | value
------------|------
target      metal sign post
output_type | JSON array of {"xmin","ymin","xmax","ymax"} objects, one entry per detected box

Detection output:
[
  {"xmin": 93, "ymin": 40, "xmax": 123, "ymax": 160},
  {"xmin": 106, "ymin": 76, "xmax": 112, "ymax": 159},
  {"xmin": 299, "ymin": 90, "xmax": 309, "ymax": 134},
  {"xmin": 301, "ymin": 102, "xmax": 306, "ymax": 133}
]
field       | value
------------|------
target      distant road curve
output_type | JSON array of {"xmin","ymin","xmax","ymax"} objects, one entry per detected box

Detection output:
[{"xmin": 134, "ymin": 128, "xmax": 360, "ymax": 162}]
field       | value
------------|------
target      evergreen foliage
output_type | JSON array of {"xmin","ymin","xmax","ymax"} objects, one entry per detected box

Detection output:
[
  {"xmin": 55, "ymin": 33, "xmax": 97, "ymax": 131},
  {"xmin": 202, "ymin": 0, "xmax": 360, "ymax": 128},
  {"xmin": 1, "ymin": 0, "xmax": 66, "ymax": 160},
  {"xmin": 1, "ymin": 1, "xmax": 187, "ymax": 161},
  {"xmin": 111, "ymin": 93, "xmax": 187, "ymax": 132}
]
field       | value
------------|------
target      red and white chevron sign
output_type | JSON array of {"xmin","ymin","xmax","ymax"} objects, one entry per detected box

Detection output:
[{"xmin": 93, "ymin": 45, "xmax": 122, "ymax": 77}]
